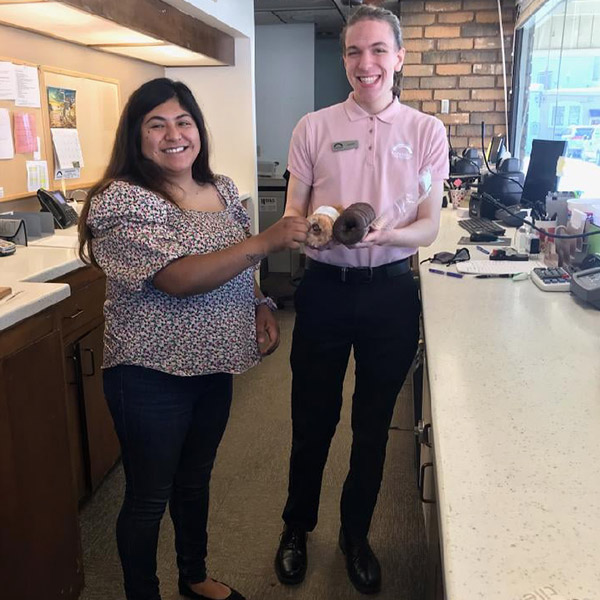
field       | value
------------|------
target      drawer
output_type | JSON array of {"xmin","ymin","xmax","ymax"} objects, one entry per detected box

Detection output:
[{"xmin": 58, "ymin": 277, "xmax": 105, "ymax": 340}]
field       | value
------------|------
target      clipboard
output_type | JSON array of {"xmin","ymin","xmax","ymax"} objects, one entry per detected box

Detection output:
[{"xmin": 0, "ymin": 218, "xmax": 28, "ymax": 246}]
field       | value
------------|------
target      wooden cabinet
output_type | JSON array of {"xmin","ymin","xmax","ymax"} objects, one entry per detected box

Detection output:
[
  {"xmin": 0, "ymin": 311, "xmax": 83, "ymax": 600},
  {"xmin": 53, "ymin": 267, "xmax": 119, "ymax": 500},
  {"xmin": 0, "ymin": 265, "xmax": 117, "ymax": 599},
  {"xmin": 76, "ymin": 323, "xmax": 120, "ymax": 491}
]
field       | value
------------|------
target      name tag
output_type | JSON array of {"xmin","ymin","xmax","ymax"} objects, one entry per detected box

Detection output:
[{"xmin": 332, "ymin": 140, "xmax": 359, "ymax": 152}]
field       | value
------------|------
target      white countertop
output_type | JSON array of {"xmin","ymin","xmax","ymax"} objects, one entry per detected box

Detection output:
[
  {"xmin": 0, "ymin": 224, "xmax": 83, "ymax": 331},
  {"xmin": 0, "ymin": 281, "xmax": 71, "ymax": 330},
  {"xmin": 419, "ymin": 210, "xmax": 600, "ymax": 599}
]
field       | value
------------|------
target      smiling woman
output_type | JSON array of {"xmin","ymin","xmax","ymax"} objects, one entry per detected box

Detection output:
[
  {"xmin": 140, "ymin": 99, "xmax": 202, "ymax": 178},
  {"xmin": 75, "ymin": 77, "xmax": 309, "ymax": 600}
]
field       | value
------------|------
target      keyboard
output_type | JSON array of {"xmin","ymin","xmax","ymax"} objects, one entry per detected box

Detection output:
[{"xmin": 459, "ymin": 217, "xmax": 506, "ymax": 236}]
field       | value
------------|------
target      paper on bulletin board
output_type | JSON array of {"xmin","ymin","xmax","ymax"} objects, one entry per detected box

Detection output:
[
  {"xmin": 0, "ymin": 62, "xmax": 18, "ymax": 101},
  {"xmin": 13, "ymin": 112, "xmax": 37, "ymax": 154},
  {"xmin": 50, "ymin": 127, "xmax": 84, "ymax": 169},
  {"xmin": 0, "ymin": 108, "xmax": 15, "ymax": 159},
  {"xmin": 54, "ymin": 166, "xmax": 80, "ymax": 180},
  {"xmin": 47, "ymin": 87, "xmax": 77, "ymax": 128},
  {"xmin": 26, "ymin": 160, "xmax": 49, "ymax": 192},
  {"xmin": 14, "ymin": 65, "xmax": 41, "ymax": 108}
]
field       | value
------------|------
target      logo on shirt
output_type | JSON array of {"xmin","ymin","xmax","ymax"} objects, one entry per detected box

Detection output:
[{"xmin": 391, "ymin": 142, "xmax": 413, "ymax": 160}]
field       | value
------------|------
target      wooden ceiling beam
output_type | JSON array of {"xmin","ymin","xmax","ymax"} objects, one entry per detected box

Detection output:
[{"xmin": 61, "ymin": 0, "xmax": 235, "ymax": 65}]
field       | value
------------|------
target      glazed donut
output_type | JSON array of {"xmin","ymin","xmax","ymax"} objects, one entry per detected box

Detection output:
[
  {"xmin": 306, "ymin": 206, "xmax": 341, "ymax": 248},
  {"xmin": 332, "ymin": 202, "xmax": 376, "ymax": 246}
]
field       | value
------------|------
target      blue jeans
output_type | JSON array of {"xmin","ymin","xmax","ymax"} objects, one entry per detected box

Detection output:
[{"xmin": 103, "ymin": 365, "xmax": 233, "ymax": 600}]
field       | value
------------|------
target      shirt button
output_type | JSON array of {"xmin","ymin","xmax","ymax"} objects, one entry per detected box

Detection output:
[
  {"xmin": 368, "ymin": 145, "xmax": 372, "ymax": 150},
  {"xmin": 369, "ymin": 129, "xmax": 373, "ymax": 133}
]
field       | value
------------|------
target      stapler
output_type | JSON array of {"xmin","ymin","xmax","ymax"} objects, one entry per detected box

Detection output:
[{"xmin": 489, "ymin": 248, "xmax": 529, "ymax": 261}]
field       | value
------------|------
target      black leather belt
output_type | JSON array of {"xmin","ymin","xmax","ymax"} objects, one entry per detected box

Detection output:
[{"xmin": 305, "ymin": 257, "xmax": 411, "ymax": 284}]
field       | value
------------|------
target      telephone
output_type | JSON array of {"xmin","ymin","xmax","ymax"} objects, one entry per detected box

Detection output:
[{"xmin": 37, "ymin": 188, "xmax": 79, "ymax": 229}]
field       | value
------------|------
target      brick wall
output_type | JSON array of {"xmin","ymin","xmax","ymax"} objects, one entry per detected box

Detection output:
[{"xmin": 399, "ymin": 0, "xmax": 517, "ymax": 153}]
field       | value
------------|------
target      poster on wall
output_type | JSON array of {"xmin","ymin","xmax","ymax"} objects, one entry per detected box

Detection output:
[{"xmin": 47, "ymin": 86, "xmax": 77, "ymax": 128}]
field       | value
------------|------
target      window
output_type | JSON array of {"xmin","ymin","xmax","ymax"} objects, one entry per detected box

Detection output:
[{"xmin": 513, "ymin": 0, "xmax": 600, "ymax": 197}]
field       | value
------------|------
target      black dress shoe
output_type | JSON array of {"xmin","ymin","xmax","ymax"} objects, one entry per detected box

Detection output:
[
  {"xmin": 178, "ymin": 578, "xmax": 246, "ymax": 600},
  {"xmin": 339, "ymin": 529, "xmax": 381, "ymax": 595},
  {"xmin": 274, "ymin": 525, "xmax": 307, "ymax": 585}
]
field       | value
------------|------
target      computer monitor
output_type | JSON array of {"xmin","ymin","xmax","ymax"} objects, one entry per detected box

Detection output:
[
  {"xmin": 486, "ymin": 134, "xmax": 505, "ymax": 165},
  {"xmin": 521, "ymin": 139, "xmax": 567, "ymax": 206}
]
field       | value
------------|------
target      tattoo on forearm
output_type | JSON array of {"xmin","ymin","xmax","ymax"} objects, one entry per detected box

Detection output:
[{"xmin": 246, "ymin": 253, "xmax": 266, "ymax": 265}]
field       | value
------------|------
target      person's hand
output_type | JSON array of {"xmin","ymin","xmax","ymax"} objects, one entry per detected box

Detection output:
[
  {"xmin": 349, "ymin": 229, "xmax": 390, "ymax": 249},
  {"xmin": 255, "ymin": 304, "xmax": 280, "ymax": 356},
  {"xmin": 260, "ymin": 216, "xmax": 309, "ymax": 253}
]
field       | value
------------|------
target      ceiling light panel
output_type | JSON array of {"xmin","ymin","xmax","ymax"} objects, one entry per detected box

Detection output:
[
  {"xmin": 98, "ymin": 44, "xmax": 226, "ymax": 67},
  {"xmin": 0, "ymin": 2, "xmax": 161, "ymax": 45}
]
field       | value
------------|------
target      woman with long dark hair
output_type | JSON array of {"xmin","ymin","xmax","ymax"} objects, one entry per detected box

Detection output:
[{"xmin": 79, "ymin": 78, "xmax": 308, "ymax": 600}]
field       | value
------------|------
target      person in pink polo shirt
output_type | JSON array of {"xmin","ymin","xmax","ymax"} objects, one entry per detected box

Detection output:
[{"xmin": 274, "ymin": 5, "xmax": 449, "ymax": 595}]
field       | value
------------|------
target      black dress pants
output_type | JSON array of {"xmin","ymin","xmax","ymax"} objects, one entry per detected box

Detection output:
[{"xmin": 282, "ymin": 265, "xmax": 421, "ymax": 540}]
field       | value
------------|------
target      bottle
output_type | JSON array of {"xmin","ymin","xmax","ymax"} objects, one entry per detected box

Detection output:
[{"xmin": 515, "ymin": 225, "xmax": 529, "ymax": 254}]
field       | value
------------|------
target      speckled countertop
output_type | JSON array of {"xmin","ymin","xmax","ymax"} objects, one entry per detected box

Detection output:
[
  {"xmin": 419, "ymin": 209, "xmax": 600, "ymax": 600},
  {"xmin": 0, "ymin": 227, "xmax": 83, "ymax": 331}
]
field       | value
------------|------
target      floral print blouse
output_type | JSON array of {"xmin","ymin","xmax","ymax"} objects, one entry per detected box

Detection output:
[{"xmin": 88, "ymin": 176, "xmax": 261, "ymax": 376}]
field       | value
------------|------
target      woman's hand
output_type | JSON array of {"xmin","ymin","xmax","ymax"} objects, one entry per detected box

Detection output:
[
  {"xmin": 349, "ymin": 229, "xmax": 390, "ymax": 249},
  {"xmin": 255, "ymin": 304, "xmax": 280, "ymax": 355},
  {"xmin": 258, "ymin": 216, "xmax": 309, "ymax": 253}
]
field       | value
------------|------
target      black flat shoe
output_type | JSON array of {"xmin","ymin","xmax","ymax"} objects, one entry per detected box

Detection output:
[
  {"xmin": 274, "ymin": 525, "xmax": 307, "ymax": 585},
  {"xmin": 178, "ymin": 578, "xmax": 245, "ymax": 600},
  {"xmin": 339, "ymin": 529, "xmax": 381, "ymax": 595}
]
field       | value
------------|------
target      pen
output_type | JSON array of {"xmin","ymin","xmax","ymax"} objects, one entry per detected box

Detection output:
[
  {"xmin": 429, "ymin": 268, "xmax": 464, "ymax": 279},
  {"xmin": 475, "ymin": 274, "xmax": 512, "ymax": 279},
  {"xmin": 476, "ymin": 245, "xmax": 490, "ymax": 254}
]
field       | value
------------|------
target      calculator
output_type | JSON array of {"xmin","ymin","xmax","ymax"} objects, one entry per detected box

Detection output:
[
  {"xmin": 0, "ymin": 239, "xmax": 16, "ymax": 256},
  {"xmin": 531, "ymin": 267, "xmax": 571, "ymax": 292}
]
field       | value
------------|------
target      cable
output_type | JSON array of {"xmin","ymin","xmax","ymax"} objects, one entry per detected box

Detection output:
[
  {"xmin": 480, "ymin": 122, "xmax": 524, "ymax": 192},
  {"xmin": 496, "ymin": 0, "xmax": 510, "ymax": 153},
  {"xmin": 479, "ymin": 192, "xmax": 600, "ymax": 240}
]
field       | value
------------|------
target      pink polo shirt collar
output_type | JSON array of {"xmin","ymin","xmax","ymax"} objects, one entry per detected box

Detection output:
[{"xmin": 343, "ymin": 92, "xmax": 401, "ymax": 124}]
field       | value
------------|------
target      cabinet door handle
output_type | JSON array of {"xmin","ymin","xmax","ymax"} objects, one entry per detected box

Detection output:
[
  {"xmin": 66, "ymin": 308, "xmax": 84, "ymax": 320},
  {"xmin": 82, "ymin": 348, "xmax": 95, "ymax": 376},
  {"xmin": 414, "ymin": 420, "xmax": 432, "ymax": 447},
  {"xmin": 419, "ymin": 462, "xmax": 436, "ymax": 504}
]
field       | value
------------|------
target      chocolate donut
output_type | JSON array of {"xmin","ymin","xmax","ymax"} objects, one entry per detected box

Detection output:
[{"xmin": 332, "ymin": 202, "xmax": 376, "ymax": 245}]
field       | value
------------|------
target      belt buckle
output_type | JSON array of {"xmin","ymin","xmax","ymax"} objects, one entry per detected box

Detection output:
[{"xmin": 360, "ymin": 267, "xmax": 374, "ymax": 283}]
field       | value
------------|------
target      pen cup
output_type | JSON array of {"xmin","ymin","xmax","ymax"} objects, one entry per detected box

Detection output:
[{"xmin": 449, "ymin": 188, "xmax": 466, "ymax": 209}]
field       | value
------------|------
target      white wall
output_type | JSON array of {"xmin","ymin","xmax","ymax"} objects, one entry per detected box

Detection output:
[
  {"xmin": 169, "ymin": 0, "xmax": 259, "ymax": 231},
  {"xmin": 255, "ymin": 24, "xmax": 315, "ymax": 177},
  {"xmin": 315, "ymin": 38, "xmax": 352, "ymax": 111},
  {"xmin": 168, "ymin": 36, "xmax": 257, "ymax": 212},
  {"xmin": 164, "ymin": 0, "xmax": 254, "ymax": 37}
]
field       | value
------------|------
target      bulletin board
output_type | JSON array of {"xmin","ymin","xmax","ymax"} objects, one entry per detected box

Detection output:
[
  {"xmin": 0, "ymin": 60, "xmax": 120, "ymax": 203},
  {"xmin": 0, "ymin": 57, "xmax": 49, "ymax": 201}
]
